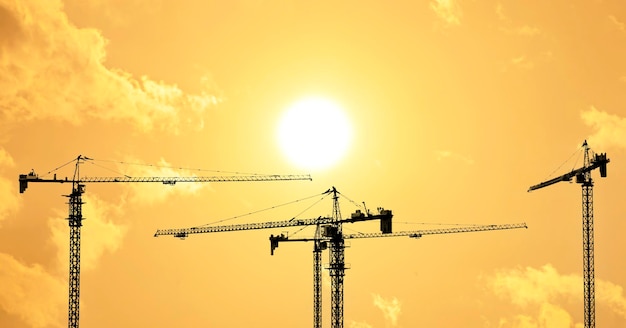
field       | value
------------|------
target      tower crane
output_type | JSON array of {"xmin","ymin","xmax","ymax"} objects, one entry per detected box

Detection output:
[
  {"xmin": 270, "ymin": 224, "xmax": 529, "ymax": 328},
  {"xmin": 154, "ymin": 187, "xmax": 528, "ymax": 328},
  {"xmin": 528, "ymin": 140, "xmax": 609, "ymax": 328},
  {"xmin": 269, "ymin": 188, "xmax": 527, "ymax": 328},
  {"xmin": 19, "ymin": 155, "xmax": 311, "ymax": 328}
]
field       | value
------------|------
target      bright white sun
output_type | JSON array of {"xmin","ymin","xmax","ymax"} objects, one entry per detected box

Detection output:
[{"xmin": 277, "ymin": 97, "xmax": 352, "ymax": 170}]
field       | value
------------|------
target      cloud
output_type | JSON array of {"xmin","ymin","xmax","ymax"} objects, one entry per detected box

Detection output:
[
  {"xmin": 494, "ymin": 4, "xmax": 541, "ymax": 36},
  {"xmin": 486, "ymin": 264, "xmax": 626, "ymax": 327},
  {"xmin": 497, "ymin": 303, "xmax": 575, "ymax": 328},
  {"xmin": 49, "ymin": 194, "xmax": 127, "ymax": 272},
  {"xmin": 0, "ymin": 253, "xmax": 65, "ymax": 328},
  {"xmin": 510, "ymin": 55, "xmax": 535, "ymax": 70},
  {"xmin": 65, "ymin": 0, "xmax": 163, "ymax": 28},
  {"xmin": 516, "ymin": 25, "xmax": 541, "ymax": 37},
  {"xmin": 117, "ymin": 157, "xmax": 210, "ymax": 205},
  {"xmin": 499, "ymin": 25, "xmax": 543, "ymax": 37},
  {"xmin": 496, "ymin": 3, "xmax": 507, "ymax": 21},
  {"xmin": 430, "ymin": 0, "xmax": 462, "ymax": 27},
  {"xmin": 609, "ymin": 15, "xmax": 625, "ymax": 32},
  {"xmin": 581, "ymin": 106, "xmax": 626, "ymax": 150},
  {"xmin": 0, "ymin": 154, "xmax": 208, "ymax": 326},
  {"xmin": 435, "ymin": 150, "xmax": 474, "ymax": 165},
  {"xmin": 499, "ymin": 51, "xmax": 553, "ymax": 73},
  {"xmin": 0, "ymin": 148, "xmax": 20, "ymax": 225},
  {"xmin": 0, "ymin": 193, "xmax": 127, "ymax": 327},
  {"xmin": 346, "ymin": 321, "xmax": 373, "ymax": 328},
  {"xmin": 372, "ymin": 294, "xmax": 402, "ymax": 326},
  {"xmin": 0, "ymin": 0, "xmax": 220, "ymax": 134},
  {"xmin": 489, "ymin": 264, "xmax": 580, "ymax": 307}
]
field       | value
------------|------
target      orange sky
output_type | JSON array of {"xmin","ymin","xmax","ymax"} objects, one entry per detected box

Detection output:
[{"xmin": 1, "ymin": 0, "xmax": 626, "ymax": 327}]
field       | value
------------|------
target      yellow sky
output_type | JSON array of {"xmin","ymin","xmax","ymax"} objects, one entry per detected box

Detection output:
[{"xmin": 1, "ymin": 0, "xmax": 626, "ymax": 327}]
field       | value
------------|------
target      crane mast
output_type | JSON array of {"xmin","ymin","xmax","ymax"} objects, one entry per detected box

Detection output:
[
  {"xmin": 313, "ymin": 224, "xmax": 324, "ymax": 328},
  {"xmin": 67, "ymin": 164, "xmax": 84, "ymax": 328},
  {"xmin": 156, "ymin": 187, "xmax": 527, "ymax": 328},
  {"xmin": 328, "ymin": 188, "xmax": 345, "ymax": 328},
  {"xmin": 20, "ymin": 155, "xmax": 311, "ymax": 328},
  {"xmin": 528, "ymin": 141, "xmax": 608, "ymax": 328}
]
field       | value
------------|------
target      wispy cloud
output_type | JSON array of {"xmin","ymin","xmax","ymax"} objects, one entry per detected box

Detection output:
[
  {"xmin": 486, "ymin": 264, "xmax": 626, "ymax": 327},
  {"xmin": 516, "ymin": 25, "xmax": 542, "ymax": 37},
  {"xmin": 346, "ymin": 321, "xmax": 373, "ymax": 328},
  {"xmin": 488, "ymin": 264, "xmax": 580, "ymax": 307},
  {"xmin": 581, "ymin": 106, "xmax": 626, "ymax": 150},
  {"xmin": 0, "ymin": 148, "xmax": 19, "ymax": 226},
  {"xmin": 0, "ymin": 0, "xmax": 220, "ymax": 134},
  {"xmin": 430, "ymin": 0, "xmax": 462, "ymax": 27},
  {"xmin": 435, "ymin": 150, "xmax": 474, "ymax": 165},
  {"xmin": 372, "ymin": 293, "xmax": 402, "ymax": 326},
  {"xmin": 609, "ymin": 15, "xmax": 625, "ymax": 32},
  {"xmin": 495, "ymin": 4, "xmax": 542, "ymax": 37},
  {"xmin": 49, "ymin": 194, "xmax": 127, "ymax": 272},
  {"xmin": 500, "ymin": 51, "xmax": 553, "ymax": 73},
  {"xmin": 495, "ymin": 303, "xmax": 576, "ymax": 328},
  {"xmin": 118, "ymin": 157, "xmax": 211, "ymax": 205},
  {"xmin": 0, "ymin": 193, "xmax": 128, "ymax": 327},
  {"xmin": 0, "ymin": 253, "xmax": 65, "ymax": 328},
  {"xmin": 496, "ymin": 3, "xmax": 506, "ymax": 21},
  {"xmin": 65, "ymin": 0, "xmax": 163, "ymax": 28},
  {"xmin": 494, "ymin": 3, "xmax": 547, "ymax": 75},
  {"xmin": 1, "ymin": 154, "xmax": 207, "ymax": 327},
  {"xmin": 510, "ymin": 55, "xmax": 535, "ymax": 70}
]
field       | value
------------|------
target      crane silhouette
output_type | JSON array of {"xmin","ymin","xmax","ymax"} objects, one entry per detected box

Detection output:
[
  {"xmin": 19, "ymin": 155, "xmax": 311, "ymax": 328},
  {"xmin": 269, "ymin": 188, "xmax": 527, "ymax": 328},
  {"xmin": 155, "ymin": 187, "xmax": 527, "ymax": 327},
  {"xmin": 528, "ymin": 140, "xmax": 609, "ymax": 328}
]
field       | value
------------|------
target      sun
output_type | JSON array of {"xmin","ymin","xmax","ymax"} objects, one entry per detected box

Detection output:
[{"xmin": 277, "ymin": 97, "xmax": 352, "ymax": 170}]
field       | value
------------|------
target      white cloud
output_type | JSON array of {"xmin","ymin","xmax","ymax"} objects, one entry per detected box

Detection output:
[
  {"xmin": 0, "ymin": 148, "xmax": 19, "ymax": 226},
  {"xmin": 0, "ymin": 0, "xmax": 220, "ymax": 134},
  {"xmin": 0, "ymin": 192, "xmax": 127, "ymax": 327},
  {"xmin": 372, "ymin": 293, "xmax": 402, "ymax": 326},
  {"xmin": 435, "ymin": 150, "xmax": 474, "ymax": 165},
  {"xmin": 346, "ymin": 321, "xmax": 373, "ymax": 328},
  {"xmin": 430, "ymin": 0, "xmax": 462, "ymax": 27},
  {"xmin": 510, "ymin": 55, "xmax": 535, "ymax": 70},
  {"xmin": 494, "ymin": 4, "xmax": 542, "ymax": 38},
  {"xmin": 495, "ymin": 3, "xmax": 507, "ymax": 21},
  {"xmin": 516, "ymin": 25, "xmax": 541, "ymax": 37},
  {"xmin": 0, "ymin": 253, "xmax": 65, "ymax": 328},
  {"xmin": 489, "ymin": 264, "xmax": 580, "ymax": 307},
  {"xmin": 581, "ymin": 106, "xmax": 626, "ymax": 150},
  {"xmin": 65, "ymin": 0, "xmax": 163, "ymax": 28},
  {"xmin": 117, "ymin": 157, "xmax": 210, "ymax": 205},
  {"xmin": 609, "ymin": 15, "xmax": 625, "ymax": 32},
  {"xmin": 486, "ymin": 264, "xmax": 626, "ymax": 327},
  {"xmin": 49, "ymin": 194, "xmax": 127, "ymax": 272}
]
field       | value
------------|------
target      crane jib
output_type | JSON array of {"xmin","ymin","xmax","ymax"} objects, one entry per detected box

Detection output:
[
  {"xmin": 154, "ymin": 211, "xmax": 394, "ymax": 237},
  {"xmin": 527, "ymin": 153, "xmax": 609, "ymax": 192},
  {"xmin": 18, "ymin": 173, "xmax": 312, "ymax": 193},
  {"xmin": 18, "ymin": 155, "xmax": 313, "ymax": 328}
]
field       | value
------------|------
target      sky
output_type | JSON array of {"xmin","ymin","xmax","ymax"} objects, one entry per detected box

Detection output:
[{"xmin": 1, "ymin": 0, "xmax": 626, "ymax": 327}]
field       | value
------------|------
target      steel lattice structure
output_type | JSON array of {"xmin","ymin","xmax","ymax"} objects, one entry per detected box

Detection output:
[
  {"xmin": 158, "ymin": 186, "xmax": 528, "ymax": 328},
  {"xmin": 20, "ymin": 155, "xmax": 311, "ymax": 328},
  {"xmin": 528, "ymin": 141, "xmax": 608, "ymax": 328}
]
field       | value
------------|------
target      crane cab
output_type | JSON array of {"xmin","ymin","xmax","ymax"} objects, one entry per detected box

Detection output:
[{"xmin": 321, "ymin": 225, "xmax": 339, "ymax": 238}]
